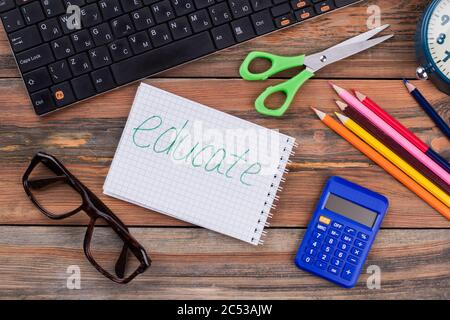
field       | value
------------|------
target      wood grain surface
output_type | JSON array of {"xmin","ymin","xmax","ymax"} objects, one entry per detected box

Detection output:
[{"xmin": 0, "ymin": 0, "xmax": 448, "ymax": 299}]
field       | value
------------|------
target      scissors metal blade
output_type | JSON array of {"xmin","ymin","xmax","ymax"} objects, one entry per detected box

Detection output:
[
  {"xmin": 328, "ymin": 24, "xmax": 391, "ymax": 50},
  {"xmin": 304, "ymin": 30, "xmax": 393, "ymax": 72}
]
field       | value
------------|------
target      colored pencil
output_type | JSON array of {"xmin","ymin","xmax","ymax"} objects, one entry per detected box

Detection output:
[
  {"xmin": 330, "ymin": 82, "xmax": 450, "ymax": 186},
  {"xmin": 404, "ymin": 79, "xmax": 450, "ymax": 139},
  {"xmin": 335, "ymin": 112, "xmax": 450, "ymax": 207},
  {"xmin": 355, "ymin": 90, "xmax": 450, "ymax": 174},
  {"xmin": 335, "ymin": 100, "xmax": 450, "ymax": 194},
  {"xmin": 312, "ymin": 108, "xmax": 450, "ymax": 219}
]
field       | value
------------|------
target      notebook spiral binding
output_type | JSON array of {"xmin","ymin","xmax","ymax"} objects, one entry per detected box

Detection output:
[{"xmin": 252, "ymin": 138, "xmax": 297, "ymax": 245}]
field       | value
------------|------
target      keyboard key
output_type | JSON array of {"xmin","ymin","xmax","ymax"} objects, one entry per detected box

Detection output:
[
  {"xmin": 271, "ymin": 3, "xmax": 290, "ymax": 16},
  {"xmin": 312, "ymin": 230, "xmax": 324, "ymax": 241},
  {"xmin": 290, "ymin": 0, "xmax": 310, "ymax": 10},
  {"xmin": 337, "ymin": 241, "xmax": 349, "ymax": 251},
  {"xmin": 90, "ymin": 23, "xmax": 114, "ymax": 46},
  {"xmin": 351, "ymin": 247, "xmax": 362, "ymax": 257},
  {"xmin": 347, "ymin": 255, "xmax": 359, "ymax": 265},
  {"xmin": 274, "ymin": 12, "xmax": 295, "ymax": 28},
  {"xmin": 331, "ymin": 257, "xmax": 343, "ymax": 268},
  {"xmin": 23, "ymin": 66, "xmax": 52, "ymax": 92},
  {"xmin": 38, "ymin": 18, "xmax": 62, "ymax": 41},
  {"xmin": 41, "ymin": 0, "xmax": 65, "ymax": 18},
  {"xmin": 1, "ymin": 8, "xmax": 25, "ymax": 32},
  {"xmin": 88, "ymin": 45, "xmax": 112, "ymax": 68},
  {"xmin": 171, "ymin": 0, "xmax": 195, "ymax": 16},
  {"xmin": 328, "ymin": 228, "xmax": 340, "ymax": 238},
  {"xmin": 31, "ymin": 89, "xmax": 56, "ymax": 115},
  {"xmin": 111, "ymin": 14, "xmax": 135, "ymax": 38},
  {"xmin": 128, "ymin": 31, "xmax": 152, "ymax": 54},
  {"xmin": 71, "ymin": 29, "xmax": 94, "ymax": 52},
  {"xmin": 250, "ymin": 0, "xmax": 272, "ymax": 12},
  {"xmin": 48, "ymin": 60, "xmax": 72, "ymax": 83},
  {"xmin": 59, "ymin": 13, "xmax": 77, "ymax": 34},
  {"xmin": 16, "ymin": 43, "xmax": 54, "ymax": 72},
  {"xmin": 344, "ymin": 227, "xmax": 356, "ymax": 236},
  {"xmin": 324, "ymin": 236, "xmax": 336, "ymax": 246},
  {"xmin": 250, "ymin": 9, "xmax": 274, "ymax": 35},
  {"xmin": 319, "ymin": 253, "xmax": 330, "ymax": 262},
  {"xmin": 131, "ymin": 7, "xmax": 155, "ymax": 30},
  {"xmin": 341, "ymin": 263, "xmax": 356, "ymax": 281},
  {"xmin": 91, "ymin": 66, "xmax": 116, "ymax": 92},
  {"xmin": 21, "ymin": 2, "xmax": 45, "ymax": 25},
  {"xmin": 328, "ymin": 266, "xmax": 339, "ymax": 275},
  {"xmin": 315, "ymin": 223, "xmax": 327, "ymax": 232},
  {"xmin": 309, "ymin": 239, "xmax": 320, "ymax": 248},
  {"xmin": 8, "ymin": 25, "xmax": 41, "ymax": 52},
  {"xmin": 230, "ymin": 16, "xmax": 255, "ymax": 42},
  {"xmin": 50, "ymin": 81, "xmax": 76, "ymax": 107},
  {"xmin": 302, "ymin": 255, "xmax": 313, "ymax": 265},
  {"xmin": 304, "ymin": 247, "xmax": 316, "ymax": 256},
  {"xmin": 62, "ymin": 0, "xmax": 85, "ymax": 7},
  {"xmin": 314, "ymin": 0, "xmax": 334, "ymax": 14},
  {"xmin": 357, "ymin": 232, "xmax": 369, "ymax": 241},
  {"xmin": 71, "ymin": 74, "xmax": 96, "ymax": 99},
  {"xmin": 108, "ymin": 38, "xmax": 132, "ymax": 61},
  {"xmin": 81, "ymin": 3, "xmax": 102, "ymax": 28},
  {"xmin": 194, "ymin": 0, "xmax": 214, "ymax": 9},
  {"xmin": 354, "ymin": 240, "xmax": 366, "ymax": 249},
  {"xmin": 341, "ymin": 234, "xmax": 353, "ymax": 244},
  {"xmin": 151, "ymin": 0, "xmax": 174, "ymax": 24},
  {"xmin": 51, "ymin": 36, "xmax": 75, "ymax": 59},
  {"xmin": 229, "ymin": 0, "xmax": 252, "ymax": 19},
  {"xmin": 111, "ymin": 31, "xmax": 215, "ymax": 85},
  {"xmin": 98, "ymin": 0, "xmax": 123, "ymax": 20},
  {"xmin": 334, "ymin": 249, "xmax": 346, "ymax": 259},
  {"xmin": 148, "ymin": 23, "xmax": 172, "ymax": 47},
  {"xmin": 331, "ymin": 221, "xmax": 343, "ymax": 230},
  {"xmin": 121, "ymin": 0, "xmax": 144, "ymax": 12},
  {"xmin": 189, "ymin": 9, "xmax": 212, "ymax": 33},
  {"xmin": 321, "ymin": 245, "xmax": 332, "ymax": 253},
  {"xmin": 315, "ymin": 260, "xmax": 326, "ymax": 270},
  {"xmin": 318, "ymin": 216, "xmax": 331, "ymax": 225},
  {"xmin": 0, "ymin": 0, "xmax": 15, "ymax": 13},
  {"xmin": 209, "ymin": 2, "xmax": 231, "ymax": 26},
  {"xmin": 169, "ymin": 16, "xmax": 192, "ymax": 40},
  {"xmin": 69, "ymin": 52, "xmax": 92, "ymax": 75}
]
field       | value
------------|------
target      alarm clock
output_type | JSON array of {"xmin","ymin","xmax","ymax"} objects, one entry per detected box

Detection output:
[{"xmin": 415, "ymin": 0, "xmax": 450, "ymax": 95}]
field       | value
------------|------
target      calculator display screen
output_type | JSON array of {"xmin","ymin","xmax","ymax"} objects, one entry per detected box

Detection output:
[{"xmin": 325, "ymin": 194, "xmax": 378, "ymax": 228}]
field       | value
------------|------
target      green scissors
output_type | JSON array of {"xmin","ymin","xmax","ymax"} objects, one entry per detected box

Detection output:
[{"xmin": 239, "ymin": 25, "xmax": 393, "ymax": 117}]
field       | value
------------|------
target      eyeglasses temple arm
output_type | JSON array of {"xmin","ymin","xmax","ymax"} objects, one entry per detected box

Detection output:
[{"xmin": 28, "ymin": 175, "xmax": 68, "ymax": 189}]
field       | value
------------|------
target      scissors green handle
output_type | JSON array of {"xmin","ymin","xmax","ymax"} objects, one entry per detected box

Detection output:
[{"xmin": 239, "ymin": 51, "xmax": 315, "ymax": 117}]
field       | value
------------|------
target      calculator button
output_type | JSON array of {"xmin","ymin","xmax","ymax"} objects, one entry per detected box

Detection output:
[
  {"xmin": 312, "ymin": 231, "xmax": 324, "ymax": 241},
  {"xmin": 315, "ymin": 260, "xmax": 327, "ymax": 270},
  {"xmin": 310, "ymin": 240, "xmax": 321, "ymax": 248},
  {"xmin": 319, "ymin": 215, "xmax": 331, "ymax": 225},
  {"xmin": 341, "ymin": 234, "xmax": 353, "ymax": 244},
  {"xmin": 347, "ymin": 255, "xmax": 359, "ymax": 265},
  {"xmin": 328, "ymin": 266, "xmax": 340, "ymax": 275},
  {"xmin": 354, "ymin": 240, "xmax": 366, "ymax": 249},
  {"xmin": 322, "ymin": 245, "xmax": 332, "ymax": 253},
  {"xmin": 328, "ymin": 229, "xmax": 340, "ymax": 238},
  {"xmin": 316, "ymin": 223, "xmax": 327, "ymax": 232},
  {"xmin": 305, "ymin": 247, "xmax": 317, "ymax": 256},
  {"xmin": 341, "ymin": 263, "xmax": 356, "ymax": 281},
  {"xmin": 319, "ymin": 253, "xmax": 330, "ymax": 262},
  {"xmin": 331, "ymin": 257, "xmax": 344, "ymax": 268},
  {"xmin": 302, "ymin": 255, "xmax": 314, "ymax": 264},
  {"xmin": 357, "ymin": 232, "xmax": 369, "ymax": 241},
  {"xmin": 344, "ymin": 227, "xmax": 356, "ymax": 236},
  {"xmin": 338, "ymin": 242, "xmax": 349, "ymax": 251},
  {"xmin": 351, "ymin": 247, "xmax": 362, "ymax": 257},
  {"xmin": 332, "ymin": 221, "xmax": 343, "ymax": 230},
  {"xmin": 325, "ymin": 236, "xmax": 336, "ymax": 246},
  {"xmin": 334, "ymin": 249, "xmax": 346, "ymax": 259}
]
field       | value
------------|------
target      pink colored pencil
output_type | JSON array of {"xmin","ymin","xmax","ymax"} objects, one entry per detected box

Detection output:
[{"xmin": 330, "ymin": 83, "xmax": 450, "ymax": 185}]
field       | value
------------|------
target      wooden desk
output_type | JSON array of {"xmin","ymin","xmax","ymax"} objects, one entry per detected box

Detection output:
[{"xmin": 0, "ymin": 0, "xmax": 448, "ymax": 299}]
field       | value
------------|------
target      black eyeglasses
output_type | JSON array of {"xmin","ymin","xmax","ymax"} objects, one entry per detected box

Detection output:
[{"xmin": 22, "ymin": 152, "xmax": 151, "ymax": 284}]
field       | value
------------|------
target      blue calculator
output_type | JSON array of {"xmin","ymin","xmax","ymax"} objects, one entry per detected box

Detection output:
[{"xmin": 295, "ymin": 176, "xmax": 389, "ymax": 288}]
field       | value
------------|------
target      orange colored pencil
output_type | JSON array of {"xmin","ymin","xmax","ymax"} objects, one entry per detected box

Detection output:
[{"xmin": 312, "ymin": 107, "xmax": 450, "ymax": 220}]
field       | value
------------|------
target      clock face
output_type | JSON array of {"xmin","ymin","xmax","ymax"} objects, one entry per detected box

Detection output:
[{"xmin": 427, "ymin": 0, "xmax": 450, "ymax": 80}]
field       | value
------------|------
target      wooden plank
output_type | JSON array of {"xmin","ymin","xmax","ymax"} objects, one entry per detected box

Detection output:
[
  {"xmin": 0, "ymin": 78, "xmax": 448, "ymax": 227},
  {"xmin": 0, "ymin": 0, "xmax": 430, "ymax": 79},
  {"xmin": 0, "ymin": 227, "xmax": 448, "ymax": 299}
]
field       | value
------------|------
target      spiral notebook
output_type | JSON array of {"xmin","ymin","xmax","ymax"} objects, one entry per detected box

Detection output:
[{"xmin": 104, "ymin": 83, "xmax": 296, "ymax": 245}]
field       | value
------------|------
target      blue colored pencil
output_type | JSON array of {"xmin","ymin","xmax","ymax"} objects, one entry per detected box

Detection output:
[{"xmin": 404, "ymin": 79, "xmax": 450, "ymax": 139}]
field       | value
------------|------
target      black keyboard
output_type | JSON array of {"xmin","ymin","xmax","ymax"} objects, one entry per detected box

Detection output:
[{"xmin": 0, "ymin": 0, "xmax": 361, "ymax": 115}]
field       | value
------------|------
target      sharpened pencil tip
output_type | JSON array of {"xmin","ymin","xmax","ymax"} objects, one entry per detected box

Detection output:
[
  {"xmin": 403, "ymin": 79, "xmax": 416, "ymax": 93},
  {"xmin": 335, "ymin": 112, "xmax": 349, "ymax": 124},
  {"xmin": 403, "ymin": 78, "xmax": 409, "ymax": 84},
  {"xmin": 311, "ymin": 107, "xmax": 326, "ymax": 120},
  {"xmin": 329, "ymin": 82, "xmax": 344, "ymax": 94},
  {"xmin": 354, "ymin": 90, "xmax": 366, "ymax": 101},
  {"xmin": 335, "ymin": 100, "xmax": 348, "ymax": 111}
]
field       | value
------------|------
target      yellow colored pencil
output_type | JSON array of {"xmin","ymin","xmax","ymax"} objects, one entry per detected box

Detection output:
[{"xmin": 335, "ymin": 111, "xmax": 450, "ymax": 208}]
